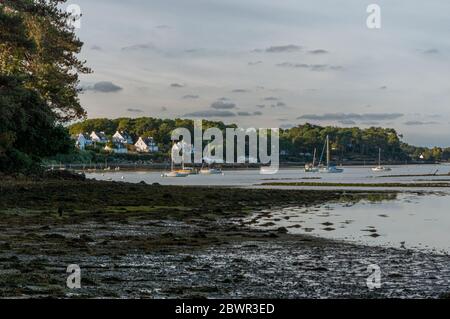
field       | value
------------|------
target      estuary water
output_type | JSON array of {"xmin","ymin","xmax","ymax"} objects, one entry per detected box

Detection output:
[
  {"xmin": 87, "ymin": 164, "xmax": 450, "ymax": 187},
  {"xmin": 87, "ymin": 165, "xmax": 450, "ymax": 254}
]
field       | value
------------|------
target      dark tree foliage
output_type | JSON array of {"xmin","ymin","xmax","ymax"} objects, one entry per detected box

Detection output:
[
  {"xmin": 0, "ymin": 0, "xmax": 91, "ymax": 121},
  {"xmin": 0, "ymin": 76, "xmax": 73, "ymax": 172},
  {"xmin": 0, "ymin": 0, "xmax": 83, "ymax": 172}
]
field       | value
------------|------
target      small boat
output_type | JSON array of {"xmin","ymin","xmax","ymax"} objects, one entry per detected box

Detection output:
[
  {"xmin": 161, "ymin": 141, "xmax": 192, "ymax": 177},
  {"xmin": 176, "ymin": 167, "xmax": 197, "ymax": 175},
  {"xmin": 199, "ymin": 168, "xmax": 223, "ymax": 175},
  {"xmin": 260, "ymin": 166, "xmax": 277, "ymax": 174},
  {"xmin": 305, "ymin": 148, "xmax": 319, "ymax": 172},
  {"xmin": 372, "ymin": 148, "xmax": 392, "ymax": 172},
  {"xmin": 319, "ymin": 135, "xmax": 344, "ymax": 174},
  {"xmin": 161, "ymin": 171, "xmax": 189, "ymax": 178}
]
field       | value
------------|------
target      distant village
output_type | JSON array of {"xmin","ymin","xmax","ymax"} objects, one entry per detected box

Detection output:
[{"xmin": 73, "ymin": 131, "xmax": 159, "ymax": 154}]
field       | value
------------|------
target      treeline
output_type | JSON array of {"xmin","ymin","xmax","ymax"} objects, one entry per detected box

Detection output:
[{"xmin": 69, "ymin": 118, "xmax": 448, "ymax": 163}]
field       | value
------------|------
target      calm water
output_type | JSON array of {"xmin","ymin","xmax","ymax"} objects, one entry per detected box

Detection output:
[
  {"xmin": 246, "ymin": 192, "xmax": 450, "ymax": 254},
  {"xmin": 87, "ymin": 164, "xmax": 450, "ymax": 187},
  {"xmin": 87, "ymin": 165, "xmax": 450, "ymax": 253}
]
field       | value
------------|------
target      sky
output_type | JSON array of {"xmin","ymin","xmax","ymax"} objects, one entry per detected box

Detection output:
[{"xmin": 69, "ymin": 0, "xmax": 450, "ymax": 147}]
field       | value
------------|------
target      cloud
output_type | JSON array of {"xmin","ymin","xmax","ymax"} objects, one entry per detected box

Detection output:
[
  {"xmin": 91, "ymin": 45, "xmax": 102, "ymax": 51},
  {"xmin": 155, "ymin": 25, "xmax": 171, "ymax": 29},
  {"xmin": 256, "ymin": 104, "xmax": 266, "ymax": 109},
  {"xmin": 297, "ymin": 113, "xmax": 404, "ymax": 121},
  {"xmin": 308, "ymin": 49, "xmax": 329, "ymax": 54},
  {"xmin": 160, "ymin": 106, "xmax": 168, "ymax": 112},
  {"xmin": 237, "ymin": 111, "xmax": 252, "ymax": 116},
  {"xmin": 338, "ymin": 120, "xmax": 357, "ymax": 125},
  {"xmin": 272, "ymin": 102, "xmax": 287, "ymax": 108},
  {"xmin": 184, "ymin": 110, "xmax": 236, "ymax": 118},
  {"xmin": 248, "ymin": 61, "xmax": 262, "ymax": 66},
  {"xmin": 231, "ymin": 89, "xmax": 250, "ymax": 93},
  {"xmin": 276, "ymin": 62, "xmax": 342, "ymax": 71},
  {"xmin": 423, "ymin": 48, "xmax": 439, "ymax": 54},
  {"xmin": 253, "ymin": 111, "xmax": 263, "ymax": 116},
  {"xmin": 379, "ymin": 86, "xmax": 388, "ymax": 90},
  {"xmin": 263, "ymin": 96, "xmax": 279, "ymax": 101},
  {"xmin": 170, "ymin": 83, "xmax": 185, "ymax": 88},
  {"xmin": 218, "ymin": 97, "xmax": 230, "ymax": 101},
  {"xmin": 404, "ymin": 121, "xmax": 439, "ymax": 126},
  {"xmin": 182, "ymin": 94, "xmax": 199, "ymax": 99},
  {"xmin": 210, "ymin": 100, "xmax": 236, "ymax": 109},
  {"xmin": 127, "ymin": 108, "xmax": 144, "ymax": 113},
  {"xmin": 280, "ymin": 124, "xmax": 295, "ymax": 129},
  {"xmin": 83, "ymin": 81, "xmax": 123, "ymax": 93},
  {"xmin": 265, "ymin": 45, "xmax": 302, "ymax": 53},
  {"xmin": 121, "ymin": 42, "xmax": 157, "ymax": 51}
]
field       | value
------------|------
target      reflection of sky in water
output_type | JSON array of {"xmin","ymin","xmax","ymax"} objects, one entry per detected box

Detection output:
[
  {"xmin": 247, "ymin": 193, "xmax": 450, "ymax": 254},
  {"xmin": 87, "ymin": 164, "xmax": 450, "ymax": 187}
]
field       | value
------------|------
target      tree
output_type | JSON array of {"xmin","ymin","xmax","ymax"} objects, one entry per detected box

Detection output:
[
  {"xmin": 0, "ymin": 0, "xmax": 91, "ymax": 121},
  {"xmin": 0, "ymin": 75, "xmax": 73, "ymax": 172}
]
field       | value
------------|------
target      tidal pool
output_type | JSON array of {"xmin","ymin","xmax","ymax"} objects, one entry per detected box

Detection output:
[{"xmin": 246, "ymin": 192, "xmax": 450, "ymax": 254}]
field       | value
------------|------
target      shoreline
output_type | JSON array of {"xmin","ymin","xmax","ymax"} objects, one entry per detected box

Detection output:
[{"xmin": 0, "ymin": 178, "xmax": 449, "ymax": 298}]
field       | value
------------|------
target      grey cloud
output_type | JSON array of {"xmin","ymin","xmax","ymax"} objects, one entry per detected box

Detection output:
[
  {"xmin": 237, "ymin": 112, "xmax": 252, "ymax": 116},
  {"xmin": 338, "ymin": 120, "xmax": 357, "ymax": 125},
  {"xmin": 83, "ymin": 81, "xmax": 123, "ymax": 93},
  {"xmin": 276, "ymin": 62, "xmax": 342, "ymax": 71},
  {"xmin": 232, "ymin": 89, "xmax": 250, "ymax": 93},
  {"xmin": 256, "ymin": 104, "xmax": 266, "ymax": 109},
  {"xmin": 155, "ymin": 25, "xmax": 171, "ymax": 29},
  {"xmin": 272, "ymin": 102, "xmax": 287, "ymax": 108},
  {"xmin": 91, "ymin": 45, "xmax": 102, "ymax": 51},
  {"xmin": 253, "ymin": 111, "xmax": 263, "ymax": 116},
  {"xmin": 423, "ymin": 48, "xmax": 439, "ymax": 54},
  {"xmin": 263, "ymin": 97, "xmax": 279, "ymax": 101},
  {"xmin": 297, "ymin": 113, "xmax": 404, "ymax": 121},
  {"xmin": 160, "ymin": 106, "xmax": 168, "ymax": 112},
  {"xmin": 308, "ymin": 49, "xmax": 329, "ymax": 54},
  {"xmin": 170, "ymin": 83, "xmax": 185, "ymax": 88},
  {"xmin": 404, "ymin": 121, "xmax": 439, "ymax": 126},
  {"xmin": 211, "ymin": 100, "xmax": 236, "ymax": 109},
  {"xmin": 127, "ymin": 108, "xmax": 144, "ymax": 113},
  {"xmin": 248, "ymin": 61, "xmax": 262, "ymax": 66},
  {"xmin": 121, "ymin": 42, "xmax": 157, "ymax": 51},
  {"xmin": 184, "ymin": 110, "xmax": 236, "ymax": 118},
  {"xmin": 379, "ymin": 86, "xmax": 388, "ymax": 90},
  {"xmin": 182, "ymin": 94, "xmax": 199, "ymax": 99},
  {"xmin": 266, "ymin": 45, "xmax": 302, "ymax": 53}
]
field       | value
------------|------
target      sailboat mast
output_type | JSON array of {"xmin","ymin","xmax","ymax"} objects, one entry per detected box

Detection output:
[
  {"xmin": 312, "ymin": 148, "xmax": 317, "ymax": 167},
  {"xmin": 378, "ymin": 148, "xmax": 381, "ymax": 166},
  {"xmin": 326, "ymin": 135, "xmax": 330, "ymax": 168}
]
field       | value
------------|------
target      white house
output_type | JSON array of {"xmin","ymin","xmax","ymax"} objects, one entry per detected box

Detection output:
[
  {"xmin": 90, "ymin": 131, "xmax": 109, "ymax": 144},
  {"xmin": 74, "ymin": 133, "xmax": 92, "ymax": 150},
  {"xmin": 135, "ymin": 137, "xmax": 159, "ymax": 153},
  {"xmin": 104, "ymin": 142, "xmax": 128, "ymax": 154},
  {"xmin": 113, "ymin": 131, "xmax": 133, "ymax": 144}
]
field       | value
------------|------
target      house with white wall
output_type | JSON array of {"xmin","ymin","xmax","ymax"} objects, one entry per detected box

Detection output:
[
  {"xmin": 104, "ymin": 142, "xmax": 128, "ymax": 154},
  {"xmin": 113, "ymin": 131, "xmax": 134, "ymax": 144},
  {"xmin": 135, "ymin": 137, "xmax": 159, "ymax": 153},
  {"xmin": 74, "ymin": 133, "xmax": 92, "ymax": 150},
  {"xmin": 90, "ymin": 131, "xmax": 109, "ymax": 144}
]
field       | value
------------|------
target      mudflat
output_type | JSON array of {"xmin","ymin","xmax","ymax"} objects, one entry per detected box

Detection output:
[{"xmin": 0, "ymin": 179, "xmax": 449, "ymax": 298}]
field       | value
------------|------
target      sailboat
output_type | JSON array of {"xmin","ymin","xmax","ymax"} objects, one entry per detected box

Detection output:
[
  {"xmin": 319, "ymin": 135, "xmax": 344, "ymax": 173},
  {"xmin": 372, "ymin": 148, "xmax": 392, "ymax": 172},
  {"xmin": 161, "ymin": 142, "xmax": 190, "ymax": 177},
  {"xmin": 305, "ymin": 148, "xmax": 319, "ymax": 172}
]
